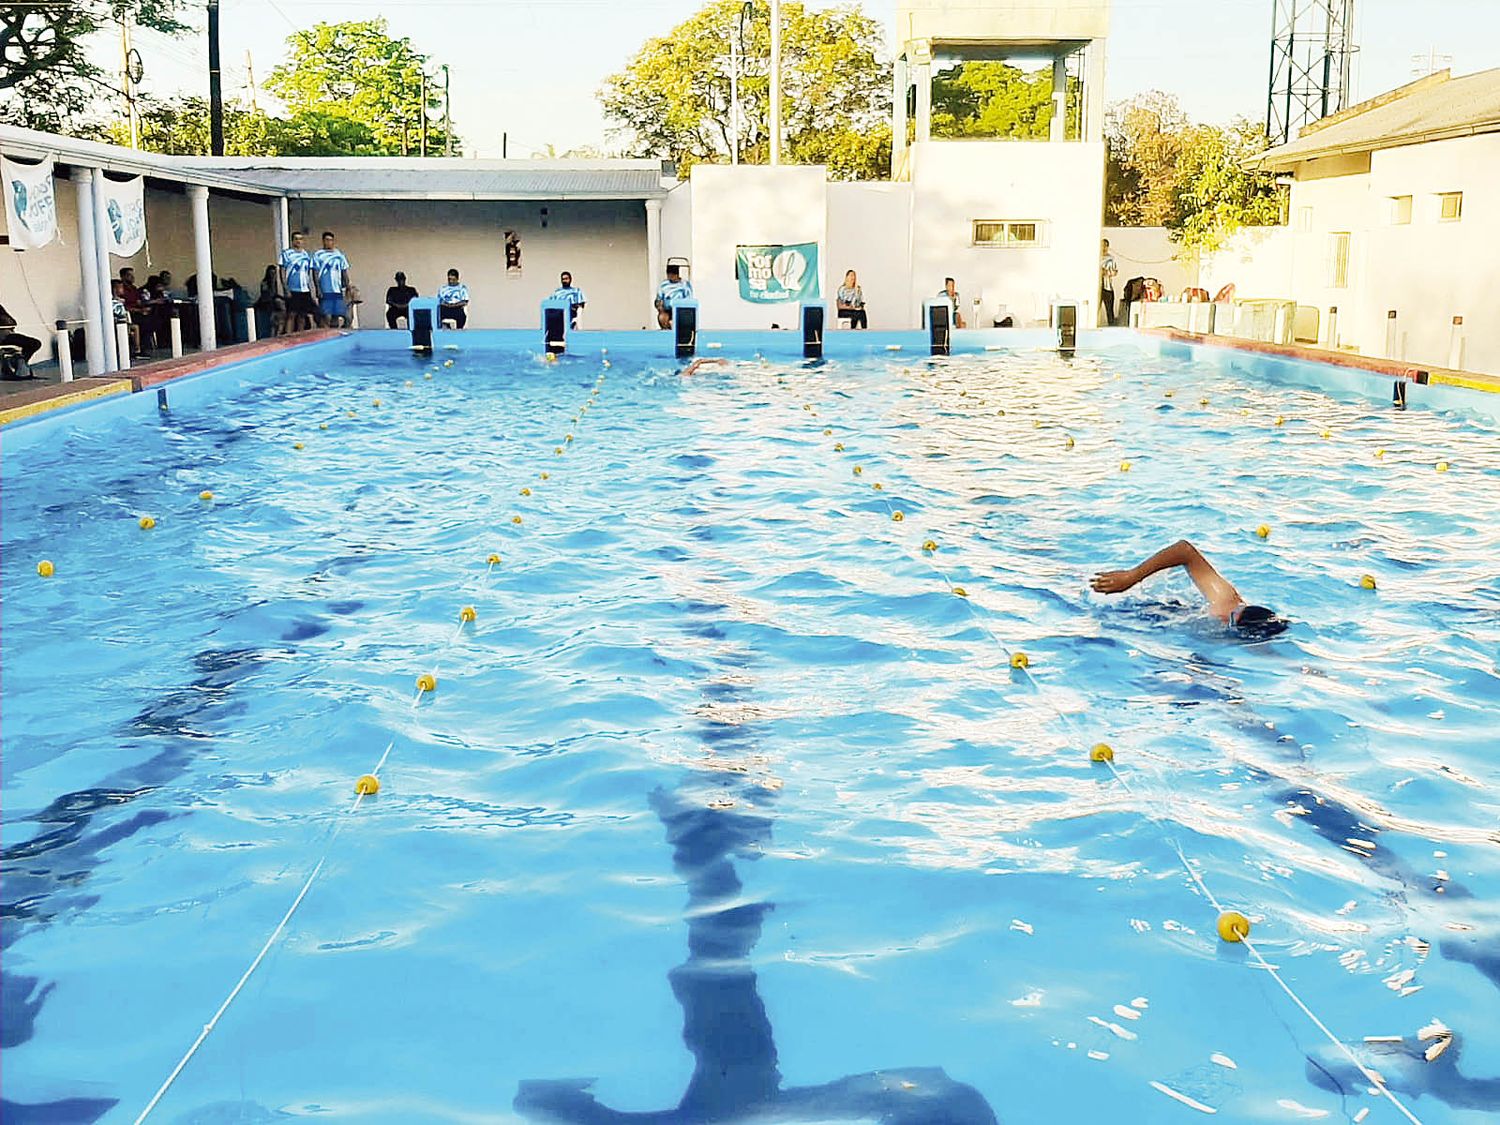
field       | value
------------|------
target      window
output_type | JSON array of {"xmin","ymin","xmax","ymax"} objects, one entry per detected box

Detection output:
[
  {"xmin": 1388, "ymin": 195, "xmax": 1413, "ymax": 225},
  {"xmin": 1438, "ymin": 192, "xmax": 1463, "ymax": 221},
  {"xmin": 1296, "ymin": 206, "xmax": 1313, "ymax": 232},
  {"xmin": 1329, "ymin": 232, "xmax": 1351, "ymax": 289},
  {"xmin": 972, "ymin": 220, "xmax": 1043, "ymax": 247}
]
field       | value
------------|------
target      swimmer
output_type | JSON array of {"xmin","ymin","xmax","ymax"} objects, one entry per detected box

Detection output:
[
  {"xmin": 1091, "ymin": 539, "xmax": 1289, "ymax": 638},
  {"xmin": 682, "ymin": 357, "xmax": 729, "ymax": 377}
]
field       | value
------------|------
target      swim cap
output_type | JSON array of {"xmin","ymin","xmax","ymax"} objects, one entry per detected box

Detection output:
[{"xmin": 1232, "ymin": 604, "xmax": 1289, "ymax": 639}]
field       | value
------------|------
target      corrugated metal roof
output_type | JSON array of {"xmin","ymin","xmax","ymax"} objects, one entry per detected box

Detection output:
[
  {"xmin": 203, "ymin": 161, "xmax": 669, "ymax": 199},
  {"xmin": 0, "ymin": 128, "xmax": 670, "ymax": 200},
  {"xmin": 1259, "ymin": 68, "xmax": 1500, "ymax": 171}
]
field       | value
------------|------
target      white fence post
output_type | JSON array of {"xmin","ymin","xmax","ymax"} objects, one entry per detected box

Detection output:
[
  {"xmin": 1449, "ymin": 316, "xmax": 1466, "ymax": 370},
  {"xmin": 1325, "ymin": 306, "xmax": 1339, "ymax": 350},
  {"xmin": 115, "ymin": 321, "xmax": 131, "ymax": 370},
  {"xmin": 169, "ymin": 309, "xmax": 184, "ymax": 358},
  {"xmin": 55, "ymin": 321, "xmax": 74, "ymax": 383},
  {"xmin": 1385, "ymin": 310, "xmax": 1399, "ymax": 359},
  {"xmin": 244, "ymin": 306, "xmax": 258, "ymax": 343}
]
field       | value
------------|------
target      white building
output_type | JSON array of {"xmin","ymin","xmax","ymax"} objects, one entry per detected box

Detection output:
[
  {"xmin": 1243, "ymin": 68, "xmax": 1500, "ymax": 374},
  {"xmin": 3, "ymin": 0, "xmax": 1112, "ymax": 371}
]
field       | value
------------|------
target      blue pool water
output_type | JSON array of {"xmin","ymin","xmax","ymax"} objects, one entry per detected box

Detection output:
[{"xmin": 3, "ymin": 335, "xmax": 1499, "ymax": 1124}]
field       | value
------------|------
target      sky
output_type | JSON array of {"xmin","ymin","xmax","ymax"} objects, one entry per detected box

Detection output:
[{"xmin": 106, "ymin": 0, "xmax": 1500, "ymax": 157}]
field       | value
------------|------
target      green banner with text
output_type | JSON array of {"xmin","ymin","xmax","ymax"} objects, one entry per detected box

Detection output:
[{"xmin": 736, "ymin": 242, "xmax": 821, "ymax": 304}]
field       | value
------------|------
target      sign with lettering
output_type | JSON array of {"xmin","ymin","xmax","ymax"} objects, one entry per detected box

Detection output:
[
  {"xmin": 735, "ymin": 242, "xmax": 820, "ymax": 303},
  {"xmin": 2, "ymin": 155, "xmax": 59, "ymax": 251}
]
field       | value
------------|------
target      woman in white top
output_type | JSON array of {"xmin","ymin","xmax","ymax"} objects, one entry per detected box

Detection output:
[{"xmin": 836, "ymin": 269, "xmax": 867, "ymax": 330}]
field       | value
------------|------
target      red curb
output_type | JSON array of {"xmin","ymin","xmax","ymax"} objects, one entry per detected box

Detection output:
[
  {"xmin": 129, "ymin": 330, "xmax": 344, "ymax": 391},
  {"xmin": 1147, "ymin": 328, "xmax": 1429, "ymax": 382}
]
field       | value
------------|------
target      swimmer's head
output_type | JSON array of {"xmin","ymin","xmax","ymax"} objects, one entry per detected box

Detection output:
[{"xmin": 1232, "ymin": 604, "xmax": 1289, "ymax": 639}]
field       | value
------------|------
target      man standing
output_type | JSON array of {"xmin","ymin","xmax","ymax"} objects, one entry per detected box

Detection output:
[
  {"xmin": 655, "ymin": 263, "xmax": 693, "ymax": 330},
  {"xmin": 1100, "ymin": 238, "xmax": 1118, "ymax": 326},
  {"xmin": 937, "ymin": 277, "xmax": 966, "ymax": 329},
  {"xmin": 313, "ymin": 231, "xmax": 351, "ymax": 328},
  {"xmin": 550, "ymin": 271, "xmax": 586, "ymax": 328},
  {"xmin": 438, "ymin": 269, "xmax": 470, "ymax": 329},
  {"xmin": 385, "ymin": 272, "xmax": 418, "ymax": 329},
  {"xmin": 279, "ymin": 231, "xmax": 317, "ymax": 334}
]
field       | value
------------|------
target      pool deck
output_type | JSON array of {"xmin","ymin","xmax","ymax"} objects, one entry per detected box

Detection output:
[
  {"xmin": 1149, "ymin": 327, "xmax": 1500, "ymax": 395},
  {"xmin": 0, "ymin": 331, "xmax": 343, "ymax": 427}
]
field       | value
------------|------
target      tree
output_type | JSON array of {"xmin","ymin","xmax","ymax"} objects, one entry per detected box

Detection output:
[
  {"xmin": 265, "ymin": 19, "xmax": 457, "ymax": 155},
  {"xmin": 1105, "ymin": 91, "xmax": 1189, "ymax": 226},
  {"xmin": 1171, "ymin": 118, "xmax": 1283, "ymax": 252},
  {"xmin": 600, "ymin": 0, "xmax": 891, "ymax": 180},
  {"xmin": 1105, "ymin": 91, "xmax": 1282, "ymax": 252},
  {"xmin": 931, "ymin": 61, "xmax": 1078, "ymax": 141},
  {"xmin": 0, "ymin": 1, "xmax": 189, "ymax": 134},
  {"xmin": 106, "ymin": 96, "xmax": 383, "ymax": 157}
]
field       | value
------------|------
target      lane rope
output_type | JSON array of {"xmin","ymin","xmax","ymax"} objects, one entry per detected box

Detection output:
[{"xmin": 136, "ymin": 354, "xmax": 609, "ymax": 1122}]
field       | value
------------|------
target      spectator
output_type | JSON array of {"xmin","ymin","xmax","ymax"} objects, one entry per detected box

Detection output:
[
  {"xmin": 836, "ymin": 269, "xmax": 867, "ymax": 329},
  {"xmin": 550, "ymin": 271, "xmax": 587, "ymax": 328},
  {"xmin": 312, "ymin": 230, "xmax": 351, "ymax": 328},
  {"xmin": 937, "ymin": 277, "xmax": 966, "ymax": 329},
  {"xmin": 655, "ymin": 263, "xmax": 693, "ymax": 330},
  {"xmin": 158, "ymin": 269, "xmax": 177, "ymax": 298},
  {"xmin": 385, "ymin": 271, "xmax": 418, "ymax": 329},
  {"xmin": 110, "ymin": 280, "xmax": 142, "ymax": 356},
  {"xmin": 255, "ymin": 265, "xmax": 286, "ymax": 337},
  {"xmin": 278, "ymin": 231, "xmax": 317, "ymax": 334},
  {"xmin": 1100, "ymin": 238, "xmax": 1118, "ymax": 326},
  {"xmin": 121, "ymin": 267, "xmax": 166, "ymax": 351},
  {"xmin": 0, "ymin": 301, "xmax": 42, "ymax": 365},
  {"xmin": 438, "ymin": 269, "xmax": 470, "ymax": 329}
]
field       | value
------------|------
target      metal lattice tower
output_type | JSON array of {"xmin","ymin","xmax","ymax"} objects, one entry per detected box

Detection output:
[{"xmin": 1267, "ymin": 0, "xmax": 1357, "ymax": 145}]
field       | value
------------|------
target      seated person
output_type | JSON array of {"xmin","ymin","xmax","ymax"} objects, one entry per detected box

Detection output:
[
  {"xmin": 110, "ymin": 280, "xmax": 142, "ymax": 356},
  {"xmin": 437, "ymin": 269, "xmax": 470, "ymax": 329},
  {"xmin": 255, "ymin": 265, "xmax": 286, "ymax": 337},
  {"xmin": 655, "ymin": 264, "xmax": 693, "ymax": 330},
  {"xmin": 836, "ymin": 270, "xmax": 867, "ymax": 329},
  {"xmin": 385, "ymin": 271, "xmax": 418, "ymax": 329},
  {"xmin": 1090, "ymin": 539, "xmax": 1288, "ymax": 638},
  {"xmin": 550, "ymin": 271, "xmax": 586, "ymax": 328},
  {"xmin": 937, "ymin": 277, "xmax": 967, "ymax": 329},
  {"xmin": 0, "ymin": 302, "xmax": 43, "ymax": 366}
]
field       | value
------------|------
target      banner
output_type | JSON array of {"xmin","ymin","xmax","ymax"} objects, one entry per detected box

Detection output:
[
  {"xmin": 2, "ymin": 154, "xmax": 59, "ymax": 251},
  {"xmin": 736, "ymin": 242, "xmax": 820, "ymax": 303},
  {"xmin": 103, "ymin": 175, "xmax": 147, "ymax": 258}
]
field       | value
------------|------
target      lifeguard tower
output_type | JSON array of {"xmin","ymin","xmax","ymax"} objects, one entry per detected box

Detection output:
[{"xmin": 891, "ymin": 0, "xmax": 1111, "ymax": 327}]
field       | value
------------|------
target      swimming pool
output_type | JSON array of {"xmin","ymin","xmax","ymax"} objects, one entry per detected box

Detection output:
[{"xmin": 4, "ymin": 334, "xmax": 1499, "ymax": 1124}]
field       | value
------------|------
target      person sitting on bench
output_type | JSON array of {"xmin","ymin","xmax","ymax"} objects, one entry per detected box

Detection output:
[
  {"xmin": 0, "ymin": 302, "xmax": 42, "ymax": 372},
  {"xmin": 437, "ymin": 269, "xmax": 469, "ymax": 329}
]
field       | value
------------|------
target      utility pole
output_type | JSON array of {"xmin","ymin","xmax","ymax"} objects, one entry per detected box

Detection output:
[
  {"xmin": 120, "ymin": 17, "xmax": 141, "ymax": 148},
  {"xmin": 442, "ymin": 64, "xmax": 453, "ymax": 156},
  {"xmin": 769, "ymin": 0, "xmax": 782, "ymax": 165},
  {"xmin": 245, "ymin": 50, "xmax": 258, "ymax": 111},
  {"xmin": 207, "ymin": 0, "xmax": 224, "ymax": 154},
  {"xmin": 420, "ymin": 71, "xmax": 429, "ymax": 157}
]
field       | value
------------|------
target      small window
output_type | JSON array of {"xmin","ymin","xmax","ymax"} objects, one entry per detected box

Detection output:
[
  {"xmin": 1329, "ymin": 232, "xmax": 1351, "ymax": 289},
  {"xmin": 1438, "ymin": 192, "xmax": 1463, "ymax": 221},
  {"xmin": 1296, "ymin": 206, "xmax": 1313, "ymax": 232},
  {"xmin": 972, "ymin": 220, "xmax": 1042, "ymax": 247},
  {"xmin": 1388, "ymin": 195, "xmax": 1412, "ymax": 225}
]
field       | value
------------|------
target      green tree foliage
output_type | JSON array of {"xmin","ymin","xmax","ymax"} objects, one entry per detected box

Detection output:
[
  {"xmin": 1106, "ymin": 91, "xmax": 1282, "ymax": 251},
  {"xmin": 600, "ymin": 0, "xmax": 891, "ymax": 180},
  {"xmin": 265, "ymin": 19, "xmax": 457, "ymax": 155},
  {"xmin": 0, "ymin": 1, "xmax": 189, "ymax": 133},
  {"xmin": 106, "ymin": 96, "xmax": 383, "ymax": 157},
  {"xmin": 931, "ymin": 60, "xmax": 1078, "ymax": 140}
]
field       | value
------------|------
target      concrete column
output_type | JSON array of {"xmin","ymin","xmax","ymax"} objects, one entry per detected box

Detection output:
[
  {"xmin": 1084, "ymin": 41, "xmax": 1108, "ymax": 144},
  {"xmin": 645, "ymin": 199, "xmax": 663, "ymax": 319},
  {"xmin": 892, "ymin": 55, "xmax": 909, "ymax": 176},
  {"xmin": 271, "ymin": 195, "xmax": 290, "ymax": 260},
  {"xmin": 914, "ymin": 45, "xmax": 933, "ymax": 145},
  {"xmin": 70, "ymin": 167, "xmax": 106, "ymax": 377},
  {"xmin": 1051, "ymin": 55, "xmax": 1068, "ymax": 142},
  {"xmin": 91, "ymin": 168, "xmax": 119, "ymax": 372},
  {"xmin": 189, "ymin": 185, "xmax": 217, "ymax": 351}
]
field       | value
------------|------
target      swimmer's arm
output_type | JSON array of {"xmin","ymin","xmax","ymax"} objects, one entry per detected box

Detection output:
[
  {"xmin": 682, "ymin": 358, "xmax": 728, "ymax": 376},
  {"xmin": 1091, "ymin": 540, "xmax": 1243, "ymax": 621}
]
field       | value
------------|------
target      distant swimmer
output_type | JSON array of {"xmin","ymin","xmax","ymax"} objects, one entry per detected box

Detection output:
[
  {"xmin": 682, "ymin": 357, "xmax": 729, "ymax": 376},
  {"xmin": 1091, "ymin": 539, "xmax": 1289, "ymax": 638}
]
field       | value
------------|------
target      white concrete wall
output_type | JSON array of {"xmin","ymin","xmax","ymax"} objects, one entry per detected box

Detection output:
[
  {"xmin": 1197, "ymin": 226, "xmax": 1295, "ymax": 303},
  {"xmin": 293, "ymin": 199, "xmax": 651, "ymax": 330},
  {"xmin": 687, "ymin": 165, "xmax": 830, "ymax": 330},
  {"xmin": 1, "ymin": 177, "xmax": 83, "ymax": 362},
  {"xmin": 660, "ymin": 180, "xmax": 692, "ymax": 268},
  {"xmin": 1100, "ymin": 226, "xmax": 1197, "ymax": 297},
  {"xmin": 906, "ymin": 140, "xmax": 1105, "ymax": 327},
  {"xmin": 827, "ymin": 182, "xmax": 913, "ymax": 330}
]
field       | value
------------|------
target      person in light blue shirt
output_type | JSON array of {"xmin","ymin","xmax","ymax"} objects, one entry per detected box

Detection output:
[
  {"xmin": 550, "ymin": 271, "xmax": 586, "ymax": 327},
  {"xmin": 438, "ymin": 268, "xmax": 470, "ymax": 329},
  {"xmin": 278, "ymin": 231, "xmax": 317, "ymax": 334},
  {"xmin": 655, "ymin": 263, "xmax": 693, "ymax": 329},
  {"xmin": 312, "ymin": 230, "xmax": 351, "ymax": 327}
]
